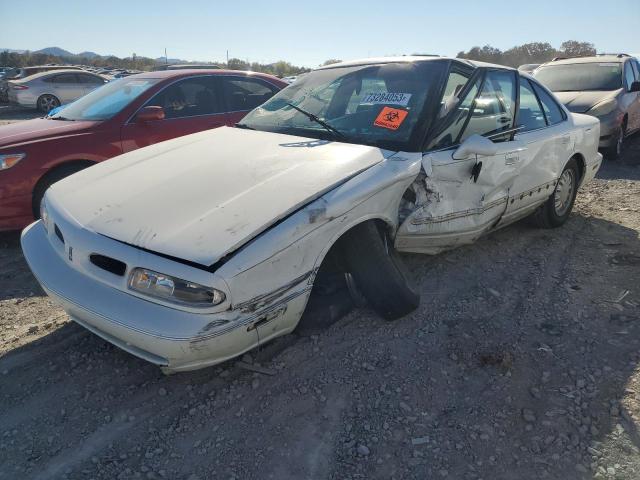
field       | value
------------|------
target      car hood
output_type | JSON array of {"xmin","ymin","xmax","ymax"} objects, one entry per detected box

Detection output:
[
  {"xmin": 553, "ymin": 89, "xmax": 620, "ymax": 113},
  {"xmin": 49, "ymin": 127, "xmax": 390, "ymax": 266},
  {"xmin": 0, "ymin": 118, "xmax": 99, "ymax": 149}
]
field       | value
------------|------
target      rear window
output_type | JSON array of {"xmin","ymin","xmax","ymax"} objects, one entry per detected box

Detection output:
[{"xmin": 534, "ymin": 63, "xmax": 622, "ymax": 92}]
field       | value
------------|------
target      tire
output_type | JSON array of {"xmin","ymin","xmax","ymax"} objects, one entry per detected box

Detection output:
[
  {"xmin": 37, "ymin": 94, "xmax": 60, "ymax": 113},
  {"xmin": 32, "ymin": 163, "xmax": 91, "ymax": 218},
  {"xmin": 341, "ymin": 221, "xmax": 419, "ymax": 320},
  {"xmin": 604, "ymin": 121, "xmax": 626, "ymax": 160},
  {"xmin": 529, "ymin": 158, "xmax": 579, "ymax": 229}
]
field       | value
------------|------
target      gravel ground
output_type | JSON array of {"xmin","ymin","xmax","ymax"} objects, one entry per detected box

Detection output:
[{"xmin": 1, "ymin": 109, "xmax": 639, "ymax": 479}]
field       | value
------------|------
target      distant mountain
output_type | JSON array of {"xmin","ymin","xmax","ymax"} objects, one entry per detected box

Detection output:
[
  {"xmin": 154, "ymin": 57, "xmax": 187, "ymax": 64},
  {"xmin": 2, "ymin": 47, "xmax": 190, "ymax": 64},
  {"xmin": 77, "ymin": 51, "xmax": 101, "ymax": 58},
  {"xmin": 35, "ymin": 47, "xmax": 74, "ymax": 57}
]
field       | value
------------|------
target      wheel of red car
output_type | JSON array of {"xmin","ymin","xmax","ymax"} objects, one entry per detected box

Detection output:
[
  {"xmin": 341, "ymin": 221, "xmax": 420, "ymax": 320},
  {"xmin": 32, "ymin": 163, "xmax": 92, "ymax": 218},
  {"xmin": 37, "ymin": 94, "xmax": 60, "ymax": 113}
]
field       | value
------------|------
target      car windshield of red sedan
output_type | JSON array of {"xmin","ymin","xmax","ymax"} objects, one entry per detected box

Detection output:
[
  {"xmin": 240, "ymin": 61, "xmax": 446, "ymax": 150},
  {"xmin": 49, "ymin": 77, "xmax": 161, "ymax": 121}
]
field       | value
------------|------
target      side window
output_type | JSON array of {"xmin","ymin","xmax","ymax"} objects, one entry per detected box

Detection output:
[
  {"xmin": 146, "ymin": 77, "xmax": 223, "ymax": 119},
  {"xmin": 624, "ymin": 62, "xmax": 635, "ymax": 91},
  {"xmin": 631, "ymin": 60, "xmax": 640, "ymax": 81},
  {"xmin": 517, "ymin": 78, "xmax": 546, "ymax": 132},
  {"xmin": 51, "ymin": 74, "xmax": 78, "ymax": 84},
  {"xmin": 79, "ymin": 74, "xmax": 105, "ymax": 85},
  {"xmin": 428, "ymin": 77, "xmax": 480, "ymax": 149},
  {"xmin": 223, "ymin": 77, "xmax": 278, "ymax": 111},
  {"xmin": 438, "ymin": 70, "xmax": 471, "ymax": 118},
  {"xmin": 459, "ymin": 69, "xmax": 517, "ymax": 143},
  {"xmin": 531, "ymin": 81, "xmax": 565, "ymax": 125}
]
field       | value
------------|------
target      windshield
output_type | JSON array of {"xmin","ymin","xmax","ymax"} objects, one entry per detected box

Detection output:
[
  {"xmin": 534, "ymin": 63, "xmax": 622, "ymax": 91},
  {"xmin": 49, "ymin": 77, "xmax": 161, "ymax": 121},
  {"xmin": 240, "ymin": 61, "xmax": 447, "ymax": 151}
]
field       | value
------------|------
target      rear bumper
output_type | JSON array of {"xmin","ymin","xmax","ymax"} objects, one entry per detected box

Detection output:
[{"xmin": 20, "ymin": 221, "xmax": 262, "ymax": 372}]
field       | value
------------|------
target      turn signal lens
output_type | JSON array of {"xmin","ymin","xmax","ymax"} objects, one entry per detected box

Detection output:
[
  {"xmin": 128, "ymin": 268, "xmax": 225, "ymax": 307},
  {"xmin": 0, "ymin": 153, "xmax": 26, "ymax": 170},
  {"xmin": 40, "ymin": 199, "xmax": 50, "ymax": 233}
]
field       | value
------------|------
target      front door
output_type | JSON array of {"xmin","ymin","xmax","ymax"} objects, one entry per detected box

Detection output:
[
  {"xmin": 396, "ymin": 69, "xmax": 526, "ymax": 254},
  {"xmin": 121, "ymin": 75, "xmax": 229, "ymax": 152}
]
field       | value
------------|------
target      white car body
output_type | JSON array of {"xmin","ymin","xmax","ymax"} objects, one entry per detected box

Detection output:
[{"xmin": 22, "ymin": 57, "xmax": 602, "ymax": 373}]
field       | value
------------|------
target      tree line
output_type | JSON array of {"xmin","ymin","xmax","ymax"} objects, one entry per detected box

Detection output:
[
  {"xmin": 1, "ymin": 40, "xmax": 600, "ymax": 76},
  {"xmin": 456, "ymin": 40, "xmax": 597, "ymax": 67},
  {"xmin": 0, "ymin": 50, "xmax": 313, "ymax": 77}
]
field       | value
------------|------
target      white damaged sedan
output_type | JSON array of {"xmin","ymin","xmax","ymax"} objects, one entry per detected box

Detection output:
[{"xmin": 22, "ymin": 57, "xmax": 602, "ymax": 373}]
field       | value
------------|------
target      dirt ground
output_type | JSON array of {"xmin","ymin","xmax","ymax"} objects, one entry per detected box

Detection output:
[{"xmin": 1, "ymin": 105, "xmax": 640, "ymax": 479}]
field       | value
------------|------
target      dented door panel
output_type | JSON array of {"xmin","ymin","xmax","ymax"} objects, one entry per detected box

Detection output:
[{"xmin": 395, "ymin": 143, "xmax": 521, "ymax": 254}]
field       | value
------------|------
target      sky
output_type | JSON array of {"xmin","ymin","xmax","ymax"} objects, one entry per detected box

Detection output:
[{"xmin": 1, "ymin": 0, "xmax": 639, "ymax": 67}]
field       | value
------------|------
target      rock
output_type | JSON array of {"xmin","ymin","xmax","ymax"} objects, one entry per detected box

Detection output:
[
  {"xmin": 357, "ymin": 444, "xmax": 370, "ymax": 456},
  {"xmin": 158, "ymin": 388, "xmax": 167, "ymax": 397},
  {"xmin": 522, "ymin": 409, "xmax": 536, "ymax": 423},
  {"xmin": 411, "ymin": 437, "xmax": 429, "ymax": 446}
]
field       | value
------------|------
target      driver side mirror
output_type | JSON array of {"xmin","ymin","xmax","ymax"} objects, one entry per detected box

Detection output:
[
  {"xmin": 630, "ymin": 81, "xmax": 640, "ymax": 93},
  {"xmin": 135, "ymin": 106, "xmax": 165, "ymax": 123},
  {"xmin": 452, "ymin": 134, "xmax": 498, "ymax": 160}
]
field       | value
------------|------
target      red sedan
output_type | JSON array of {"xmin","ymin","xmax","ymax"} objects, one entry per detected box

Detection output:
[{"xmin": 0, "ymin": 69, "xmax": 287, "ymax": 231}]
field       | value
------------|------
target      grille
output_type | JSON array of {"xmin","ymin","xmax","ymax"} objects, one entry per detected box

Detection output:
[{"xmin": 89, "ymin": 254, "xmax": 127, "ymax": 276}]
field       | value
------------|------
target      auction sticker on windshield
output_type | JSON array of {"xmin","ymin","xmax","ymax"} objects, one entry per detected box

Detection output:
[
  {"xmin": 361, "ymin": 92, "xmax": 412, "ymax": 106},
  {"xmin": 374, "ymin": 107, "xmax": 409, "ymax": 130}
]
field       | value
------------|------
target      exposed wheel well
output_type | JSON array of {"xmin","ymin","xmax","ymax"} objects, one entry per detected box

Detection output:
[
  {"xmin": 571, "ymin": 153, "xmax": 586, "ymax": 183},
  {"xmin": 296, "ymin": 218, "xmax": 395, "ymax": 334},
  {"xmin": 32, "ymin": 160, "xmax": 95, "ymax": 217}
]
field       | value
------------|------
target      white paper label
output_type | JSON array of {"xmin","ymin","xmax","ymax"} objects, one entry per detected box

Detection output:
[{"xmin": 360, "ymin": 92, "xmax": 412, "ymax": 106}]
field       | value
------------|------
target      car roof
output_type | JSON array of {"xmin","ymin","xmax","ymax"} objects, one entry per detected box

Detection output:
[
  {"xmin": 539, "ymin": 55, "xmax": 628, "ymax": 67},
  {"xmin": 315, "ymin": 55, "xmax": 516, "ymax": 71},
  {"xmin": 129, "ymin": 69, "xmax": 285, "ymax": 82},
  {"xmin": 15, "ymin": 69, "xmax": 103, "ymax": 82}
]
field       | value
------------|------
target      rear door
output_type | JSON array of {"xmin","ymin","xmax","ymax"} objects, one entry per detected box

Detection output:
[
  {"xmin": 396, "ymin": 69, "xmax": 527, "ymax": 253},
  {"xmin": 120, "ymin": 75, "xmax": 228, "ymax": 152},
  {"xmin": 77, "ymin": 73, "xmax": 107, "ymax": 95},
  {"xmin": 625, "ymin": 60, "xmax": 640, "ymax": 132},
  {"xmin": 221, "ymin": 75, "xmax": 281, "ymax": 124},
  {"xmin": 49, "ymin": 73, "xmax": 84, "ymax": 103}
]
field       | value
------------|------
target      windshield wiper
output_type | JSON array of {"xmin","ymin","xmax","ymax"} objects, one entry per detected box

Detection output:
[
  {"xmin": 49, "ymin": 116, "xmax": 74, "ymax": 121},
  {"xmin": 235, "ymin": 123, "xmax": 255, "ymax": 130},
  {"xmin": 286, "ymin": 103, "xmax": 347, "ymax": 141}
]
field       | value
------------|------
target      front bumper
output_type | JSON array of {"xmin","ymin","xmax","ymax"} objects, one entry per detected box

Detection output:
[
  {"xmin": 21, "ymin": 221, "xmax": 264, "ymax": 372},
  {"xmin": 592, "ymin": 111, "xmax": 623, "ymax": 148}
]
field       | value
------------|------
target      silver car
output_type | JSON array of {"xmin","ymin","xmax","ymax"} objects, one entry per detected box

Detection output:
[
  {"xmin": 0, "ymin": 65, "xmax": 83, "ymax": 102},
  {"xmin": 8, "ymin": 69, "xmax": 108, "ymax": 112},
  {"xmin": 534, "ymin": 54, "xmax": 640, "ymax": 159}
]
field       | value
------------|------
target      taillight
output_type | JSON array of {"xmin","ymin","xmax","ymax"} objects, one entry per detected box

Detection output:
[{"xmin": 12, "ymin": 85, "xmax": 28, "ymax": 90}]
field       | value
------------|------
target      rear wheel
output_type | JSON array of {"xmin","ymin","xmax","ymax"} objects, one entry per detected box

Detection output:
[
  {"xmin": 529, "ymin": 158, "xmax": 579, "ymax": 229},
  {"xmin": 341, "ymin": 222, "xmax": 419, "ymax": 320},
  {"xmin": 37, "ymin": 94, "xmax": 60, "ymax": 113}
]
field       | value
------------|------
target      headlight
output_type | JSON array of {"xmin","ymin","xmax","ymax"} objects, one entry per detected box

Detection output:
[
  {"xmin": 128, "ymin": 268, "xmax": 226, "ymax": 307},
  {"xmin": 0, "ymin": 153, "xmax": 26, "ymax": 170},
  {"xmin": 588, "ymin": 99, "xmax": 617, "ymax": 117},
  {"xmin": 40, "ymin": 198, "xmax": 50, "ymax": 233}
]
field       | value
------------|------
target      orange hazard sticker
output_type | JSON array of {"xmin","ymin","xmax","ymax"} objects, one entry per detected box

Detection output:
[{"xmin": 374, "ymin": 107, "xmax": 408, "ymax": 130}]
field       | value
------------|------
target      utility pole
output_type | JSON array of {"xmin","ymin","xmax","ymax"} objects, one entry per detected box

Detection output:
[
  {"xmin": 226, "ymin": 50, "xmax": 229, "ymax": 65},
  {"xmin": 164, "ymin": 48, "xmax": 168, "ymax": 65}
]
